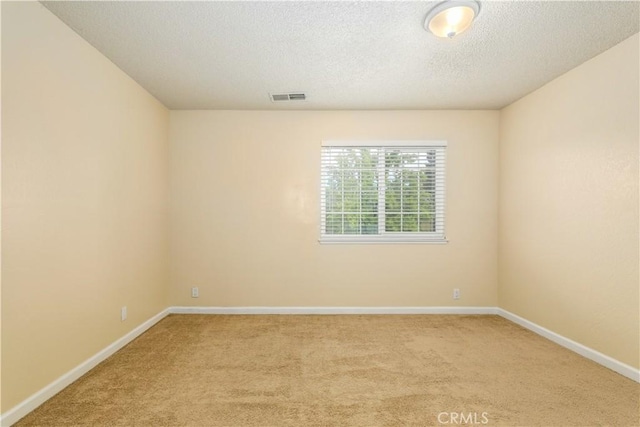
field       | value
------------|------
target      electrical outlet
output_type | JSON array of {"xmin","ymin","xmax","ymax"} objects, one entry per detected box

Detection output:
[
  {"xmin": 453, "ymin": 288, "xmax": 461, "ymax": 300},
  {"xmin": 121, "ymin": 306, "xmax": 127, "ymax": 321},
  {"xmin": 191, "ymin": 287, "xmax": 199, "ymax": 298}
]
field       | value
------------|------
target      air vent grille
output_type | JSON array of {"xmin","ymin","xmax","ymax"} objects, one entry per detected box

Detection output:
[{"xmin": 270, "ymin": 92, "xmax": 307, "ymax": 102}]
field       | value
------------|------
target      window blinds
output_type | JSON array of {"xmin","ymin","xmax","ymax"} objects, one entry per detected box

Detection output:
[{"xmin": 320, "ymin": 141, "xmax": 446, "ymax": 243}]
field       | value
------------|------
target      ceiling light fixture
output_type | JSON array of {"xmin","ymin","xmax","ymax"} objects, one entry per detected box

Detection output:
[{"xmin": 424, "ymin": 1, "xmax": 480, "ymax": 39}]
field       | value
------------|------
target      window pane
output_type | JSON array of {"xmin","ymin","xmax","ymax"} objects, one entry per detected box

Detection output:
[
  {"xmin": 383, "ymin": 148, "xmax": 439, "ymax": 232},
  {"xmin": 422, "ymin": 169, "xmax": 436, "ymax": 193},
  {"xmin": 325, "ymin": 213, "xmax": 343, "ymax": 234},
  {"xmin": 321, "ymin": 147, "xmax": 381, "ymax": 235},
  {"xmin": 385, "ymin": 172, "xmax": 401, "ymax": 212},
  {"xmin": 343, "ymin": 191, "xmax": 360, "ymax": 212},
  {"xmin": 361, "ymin": 169, "xmax": 377, "ymax": 186},
  {"xmin": 402, "ymin": 214, "xmax": 418, "ymax": 232},
  {"xmin": 402, "ymin": 190, "xmax": 419, "ymax": 212},
  {"xmin": 361, "ymin": 191, "xmax": 378, "ymax": 213},
  {"xmin": 344, "ymin": 214, "xmax": 361, "ymax": 234},
  {"xmin": 386, "ymin": 213, "xmax": 401, "ymax": 232},
  {"xmin": 419, "ymin": 213, "xmax": 435, "ymax": 232},
  {"xmin": 419, "ymin": 187, "xmax": 434, "ymax": 207},
  {"xmin": 361, "ymin": 214, "xmax": 378, "ymax": 234},
  {"xmin": 325, "ymin": 192, "xmax": 343, "ymax": 212}
]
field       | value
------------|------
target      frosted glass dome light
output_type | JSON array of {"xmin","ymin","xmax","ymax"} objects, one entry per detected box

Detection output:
[{"xmin": 424, "ymin": 1, "xmax": 480, "ymax": 39}]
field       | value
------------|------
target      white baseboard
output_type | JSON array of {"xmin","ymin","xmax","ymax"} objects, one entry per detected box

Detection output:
[
  {"xmin": 169, "ymin": 306, "xmax": 499, "ymax": 315},
  {"xmin": 0, "ymin": 308, "xmax": 170, "ymax": 427},
  {"xmin": 497, "ymin": 308, "xmax": 640, "ymax": 383}
]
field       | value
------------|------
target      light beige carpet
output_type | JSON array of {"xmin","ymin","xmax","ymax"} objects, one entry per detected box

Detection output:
[{"xmin": 15, "ymin": 314, "xmax": 640, "ymax": 426}]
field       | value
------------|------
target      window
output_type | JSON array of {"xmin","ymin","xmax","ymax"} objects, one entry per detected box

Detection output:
[{"xmin": 320, "ymin": 140, "xmax": 447, "ymax": 243}]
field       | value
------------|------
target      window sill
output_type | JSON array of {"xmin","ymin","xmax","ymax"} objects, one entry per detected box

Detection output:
[{"xmin": 318, "ymin": 235, "xmax": 448, "ymax": 245}]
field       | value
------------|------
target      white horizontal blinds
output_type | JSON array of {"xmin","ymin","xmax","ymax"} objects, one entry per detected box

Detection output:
[
  {"xmin": 321, "ymin": 142, "xmax": 446, "ymax": 241},
  {"xmin": 320, "ymin": 147, "xmax": 380, "ymax": 235},
  {"xmin": 383, "ymin": 147, "xmax": 446, "ymax": 237}
]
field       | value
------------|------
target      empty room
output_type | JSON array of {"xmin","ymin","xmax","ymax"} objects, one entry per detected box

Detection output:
[{"xmin": 1, "ymin": 1, "xmax": 639, "ymax": 426}]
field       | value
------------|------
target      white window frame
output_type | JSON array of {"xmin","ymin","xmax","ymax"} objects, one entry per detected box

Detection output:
[{"xmin": 319, "ymin": 140, "xmax": 447, "ymax": 244}]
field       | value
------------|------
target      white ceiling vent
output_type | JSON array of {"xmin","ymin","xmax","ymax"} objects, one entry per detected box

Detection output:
[{"xmin": 270, "ymin": 92, "xmax": 307, "ymax": 102}]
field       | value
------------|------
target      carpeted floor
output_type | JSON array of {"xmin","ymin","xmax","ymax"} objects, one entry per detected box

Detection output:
[{"xmin": 15, "ymin": 314, "xmax": 640, "ymax": 426}]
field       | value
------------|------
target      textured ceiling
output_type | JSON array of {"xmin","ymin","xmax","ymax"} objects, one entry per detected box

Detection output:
[{"xmin": 41, "ymin": 1, "xmax": 639, "ymax": 110}]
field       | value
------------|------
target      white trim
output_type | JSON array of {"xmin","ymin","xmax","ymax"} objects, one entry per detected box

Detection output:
[
  {"xmin": 497, "ymin": 308, "xmax": 640, "ymax": 383},
  {"xmin": 0, "ymin": 309, "xmax": 170, "ymax": 427},
  {"xmin": 318, "ymin": 236, "xmax": 448, "ymax": 244},
  {"xmin": 169, "ymin": 306, "xmax": 497, "ymax": 315},
  {"xmin": 322, "ymin": 140, "xmax": 447, "ymax": 147}
]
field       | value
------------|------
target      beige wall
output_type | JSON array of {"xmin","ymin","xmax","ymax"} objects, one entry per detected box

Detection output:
[
  {"xmin": 499, "ymin": 34, "xmax": 639, "ymax": 368},
  {"xmin": 2, "ymin": 2, "xmax": 169, "ymax": 410},
  {"xmin": 170, "ymin": 110, "xmax": 499, "ymax": 307}
]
